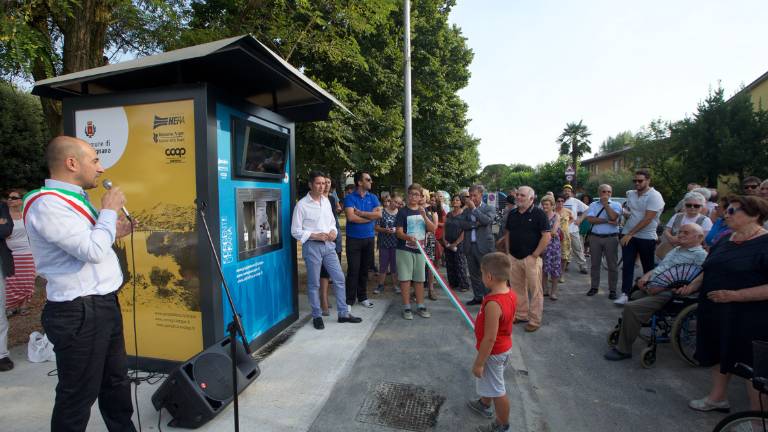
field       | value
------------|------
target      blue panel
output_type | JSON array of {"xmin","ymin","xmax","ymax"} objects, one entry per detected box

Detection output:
[{"xmin": 216, "ymin": 103, "xmax": 295, "ymax": 342}]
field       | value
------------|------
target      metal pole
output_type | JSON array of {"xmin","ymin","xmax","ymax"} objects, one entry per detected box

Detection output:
[{"xmin": 403, "ymin": 0, "xmax": 413, "ymax": 189}]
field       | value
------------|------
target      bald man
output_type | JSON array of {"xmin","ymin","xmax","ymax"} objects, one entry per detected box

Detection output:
[
  {"xmin": 24, "ymin": 136, "xmax": 136, "ymax": 431},
  {"xmin": 604, "ymin": 223, "xmax": 707, "ymax": 361}
]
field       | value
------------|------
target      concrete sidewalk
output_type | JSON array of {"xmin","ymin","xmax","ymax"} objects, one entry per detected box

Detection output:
[{"xmin": 0, "ymin": 297, "xmax": 390, "ymax": 432}]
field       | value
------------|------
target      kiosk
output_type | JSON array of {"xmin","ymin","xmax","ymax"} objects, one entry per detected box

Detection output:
[{"xmin": 33, "ymin": 35, "xmax": 348, "ymax": 370}]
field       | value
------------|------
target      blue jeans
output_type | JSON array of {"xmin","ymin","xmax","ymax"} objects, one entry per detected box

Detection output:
[
  {"xmin": 303, "ymin": 240, "xmax": 349, "ymax": 318},
  {"xmin": 620, "ymin": 236, "xmax": 657, "ymax": 295}
]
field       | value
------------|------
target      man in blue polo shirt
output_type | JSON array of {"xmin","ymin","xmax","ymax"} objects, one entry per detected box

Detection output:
[{"xmin": 344, "ymin": 171, "xmax": 382, "ymax": 308}]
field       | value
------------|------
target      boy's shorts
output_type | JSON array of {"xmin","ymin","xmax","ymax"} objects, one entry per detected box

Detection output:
[
  {"xmin": 396, "ymin": 249, "xmax": 426, "ymax": 282},
  {"xmin": 476, "ymin": 349, "xmax": 512, "ymax": 398}
]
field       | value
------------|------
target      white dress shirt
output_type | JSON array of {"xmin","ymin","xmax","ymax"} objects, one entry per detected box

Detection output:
[
  {"xmin": 291, "ymin": 193, "xmax": 337, "ymax": 244},
  {"xmin": 25, "ymin": 179, "xmax": 123, "ymax": 302}
]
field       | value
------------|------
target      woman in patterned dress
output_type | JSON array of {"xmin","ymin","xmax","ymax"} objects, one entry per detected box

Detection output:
[
  {"xmin": 4, "ymin": 189, "xmax": 36, "ymax": 315},
  {"xmin": 540, "ymin": 195, "xmax": 562, "ymax": 299},
  {"xmin": 374, "ymin": 194, "xmax": 401, "ymax": 294},
  {"xmin": 556, "ymin": 195, "xmax": 573, "ymax": 283},
  {"xmin": 443, "ymin": 195, "xmax": 472, "ymax": 292}
]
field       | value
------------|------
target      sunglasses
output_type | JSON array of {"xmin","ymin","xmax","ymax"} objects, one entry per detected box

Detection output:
[
  {"xmin": 363, "ymin": 178, "xmax": 373, "ymax": 182},
  {"xmin": 685, "ymin": 204, "xmax": 702, "ymax": 209},
  {"xmin": 744, "ymin": 184, "xmax": 759, "ymax": 190},
  {"xmin": 632, "ymin": 179, "xmax": 646, "ymax": 183},
  {"xmin": 726, "ymin": 207, "xmax": 744, "ymax": 215},
  {"xmin": 7, "ymin": 196, "xmax": 21, "ymax": 200}
]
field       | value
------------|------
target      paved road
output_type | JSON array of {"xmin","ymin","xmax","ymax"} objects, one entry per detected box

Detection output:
[{"xmin": 311, "ymin": 267, "xmax": 750, "ymax": 432}]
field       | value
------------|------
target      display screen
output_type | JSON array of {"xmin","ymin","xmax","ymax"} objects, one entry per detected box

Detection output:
[{"xmin": 232, "ymin": 117, "xmax": 289, "ymax": 180}]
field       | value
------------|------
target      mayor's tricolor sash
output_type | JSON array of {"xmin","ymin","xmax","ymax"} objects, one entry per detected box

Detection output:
[{"xmin": 23, "ymin": 187, "xmax": 99, "ymax": 226}]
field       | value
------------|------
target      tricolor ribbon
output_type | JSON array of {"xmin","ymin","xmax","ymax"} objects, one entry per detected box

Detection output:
[{"xmin": 414, "ymin": 241, "xmax": 476, "ymax": 330}]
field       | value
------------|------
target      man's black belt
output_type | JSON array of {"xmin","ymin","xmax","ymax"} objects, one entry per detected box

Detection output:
[{"xmin": 591, "ymin": 233, "xmax": 618, "ymax": 238}]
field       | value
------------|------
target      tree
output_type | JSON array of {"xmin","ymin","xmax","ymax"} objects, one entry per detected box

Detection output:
[
  {"xmin": 1, "ymin": 0, "xmax": 184, "ymax": 134},
  {"xmin": 557, "ymin": 120, "xmax": 592, "ymax": 186},
  {"xmin": 599, "ymin": 130, "xmax": 635, "ymax": 154},
  {"xmin": 0, "ymin": 81, "xmax": 49, "ymax": 191},
  {"xmin": 477, "ymin": 164, "xmax": 512, "ymax": 191},
  {"xmin": 671, "ymin": 87, "xmax": 768, "ymax": 187}
]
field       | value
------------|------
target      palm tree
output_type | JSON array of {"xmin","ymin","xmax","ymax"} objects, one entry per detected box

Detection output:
[{"xmin": 557, "ymin": 120, "xmax": 592, "ymax": 186}]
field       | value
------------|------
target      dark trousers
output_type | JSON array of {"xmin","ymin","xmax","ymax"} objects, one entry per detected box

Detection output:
[
  {"xmin": 42, "ymin": 293, "xmax": 135, "ymax": 432},
  {"xmin": 464, "ymin": 242, "xmax": 488, "ymax": 301},
  {"xmin": 346, "ymin": 237, "xmax": 374, "ymax": 305},
  {"xmin": 620, "ymin": 237, "xmax": 657, "ymax": 295},
  {"xmin": 445, "ymin": 247, "xmax": 471, "ymax": 291}
]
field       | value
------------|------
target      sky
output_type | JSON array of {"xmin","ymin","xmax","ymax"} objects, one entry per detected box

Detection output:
[{"xmin": 448, "ymin": 0, "xmax": 768, "ymax": 168}]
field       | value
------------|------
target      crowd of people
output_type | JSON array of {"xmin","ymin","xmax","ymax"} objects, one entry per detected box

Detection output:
[
  {"xmin": 3, "ymin": 139, "xmax": 768, "ymax": 431},
  {"xmin": 290, "ymin": 168, "xmax": 768, "ymax": 431}
]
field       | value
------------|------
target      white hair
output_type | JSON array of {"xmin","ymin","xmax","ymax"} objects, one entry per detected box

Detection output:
[
  {"xmin": 683, "ymin": 191, "xmax": 705, "ymax": 204},
  {"xmin": 692, "ymin": 187, "xmax": 711, "ymax": 200}
]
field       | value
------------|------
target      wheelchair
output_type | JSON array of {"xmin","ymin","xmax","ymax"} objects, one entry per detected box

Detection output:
[{"xmin": 607, "ymin": 267, "xmax": 701, "ymax": 368}]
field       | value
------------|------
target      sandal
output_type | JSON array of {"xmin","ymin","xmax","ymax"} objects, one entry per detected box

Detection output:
[{"xmin": 428, "ymin": 291, "xmax": 438, "ymax": 301}]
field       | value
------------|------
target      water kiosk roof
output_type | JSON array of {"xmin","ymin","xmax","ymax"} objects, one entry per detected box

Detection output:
[{"xmin": 32, "ymin": 35, "xmax": 349, "ymax": 122}]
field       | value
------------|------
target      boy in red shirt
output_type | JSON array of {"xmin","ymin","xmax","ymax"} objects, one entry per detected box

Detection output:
[{"xmin": 467, "ymin": 252, "xmax": 517, "ymax": 432}]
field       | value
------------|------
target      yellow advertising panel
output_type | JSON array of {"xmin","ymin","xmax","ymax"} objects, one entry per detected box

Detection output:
[{"xmin": 76, "ymin": 100, "xmax": 202, "ymax": 361}]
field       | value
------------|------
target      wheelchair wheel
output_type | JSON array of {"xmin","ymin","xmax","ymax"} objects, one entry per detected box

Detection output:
[
  {"xmin": 640, "ymin": 347, "xmax": 656, "ymax": 368},
  {"xmin": 711, "ymin": 410, "xmax": 768, "ymax": 432},
  {"xmin": 607, "ymin": 328, "xmax": 620, "ymax": 347},
  {"xmin": 671, "ymin": 303, "xmax": 699, "ymax": 367}
]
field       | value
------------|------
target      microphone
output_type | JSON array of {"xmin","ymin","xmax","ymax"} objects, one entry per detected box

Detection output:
[{"xmin": 102, "ymin": 179, "xmax": 132, "ymax": 221}]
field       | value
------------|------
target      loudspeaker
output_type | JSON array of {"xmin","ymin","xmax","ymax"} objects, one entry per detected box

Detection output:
[{"xmin": 151, "ymin": 337, "xmax": 260, "ymax": 429}]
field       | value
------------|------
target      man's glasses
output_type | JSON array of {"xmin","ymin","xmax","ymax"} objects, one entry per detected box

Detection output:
[
  {"xmin": 744, "ymin": 184, "xmax": 759, "ymax": 190},
  {"xmin": 685, "ymin": 204, "xmax": 702, "ymax": 209},
  {"xmin": 632, "ymin": 179, "xmax": 646, "ymax": 183},
  {"xmin": 363, "ymin": 178, "xmax": 372, "ymax": 183},
  {"xmin": 7, "ymin": 196, "xmax": 21, "ymax": 201},
  {"xmin": 726, "ymin": 207, "xmax": 744, "ymax": 215},
  {"xmin": 600, "ymin": 190, "xmax": 611, "ymax": 194}
]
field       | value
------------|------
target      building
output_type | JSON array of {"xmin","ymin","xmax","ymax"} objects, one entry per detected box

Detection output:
[
  {"xmin": 739, "ymin": 69, "xmax": 768, "ymax": 109},
  {"xmin": 580, "ymin": 147, "xmax": 633, "ymax": 176}
]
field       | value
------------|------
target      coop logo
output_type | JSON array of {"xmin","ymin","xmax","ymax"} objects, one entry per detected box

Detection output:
[
  {"xmin": 153, "ymin": 114, "xmax": 185, "ymax": 129},
  {"xmin": 165, "ymin": 147, "xmax": 186, "ymax": 157},
  {"xmin": 84, "ymin": 121, "xmax": 96, "ymax": 138}
]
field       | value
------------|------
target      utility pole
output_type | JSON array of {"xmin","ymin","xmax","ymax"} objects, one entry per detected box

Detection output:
[{"xmin": 403, "ymin": 0, "xmax": 413, "ymax": 189}]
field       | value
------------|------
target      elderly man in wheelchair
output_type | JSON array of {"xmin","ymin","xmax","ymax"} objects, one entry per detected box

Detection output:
[{"xmin": 604, "ymin": 223, "xmax": 708, "ymax": 367}]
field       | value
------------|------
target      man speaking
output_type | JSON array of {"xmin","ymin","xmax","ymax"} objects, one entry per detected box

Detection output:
[{"xmin": 24, "ymin": 136, "xmax": 136, "ymax": 431}]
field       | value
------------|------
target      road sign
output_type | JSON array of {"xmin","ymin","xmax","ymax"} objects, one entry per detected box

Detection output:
[
  {"xmin": 565, "ymin": 165, "xmax": 575, "ymax": 176},
  {"xmin": 566, "ymin": 174, "xmax": 573, "ymax": 181}
]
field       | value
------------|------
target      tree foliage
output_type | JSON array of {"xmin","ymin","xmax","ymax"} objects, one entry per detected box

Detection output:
[
  {"xmin": 671, "ymin": 87, "xmax": 768, "ymax": 187},
  {"xmin": 599, "ymin": 130, "xmax": 635, "ymax": 154},
  {"xmin": 0, "ymin": 81, "xmax": 49, "ymax": 191},
  {"xmin": 0, "ymin": 0, "xmax": 185, "ymax": 135}
]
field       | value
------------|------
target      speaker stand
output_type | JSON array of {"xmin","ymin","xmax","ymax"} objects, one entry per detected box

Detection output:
[{"xmin": 198, "ymin": 200, "xmax": 251, "ymax": 432}]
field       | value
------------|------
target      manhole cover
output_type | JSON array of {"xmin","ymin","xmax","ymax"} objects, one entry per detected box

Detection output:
[{"xmin": 356, "ymin": 381, "xmax": 445, "ymax": 431}]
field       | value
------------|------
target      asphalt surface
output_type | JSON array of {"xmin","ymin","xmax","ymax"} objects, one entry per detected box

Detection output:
[{"xmin": 311, "ymin": 266, "xmax": 751, "ymax": 432}]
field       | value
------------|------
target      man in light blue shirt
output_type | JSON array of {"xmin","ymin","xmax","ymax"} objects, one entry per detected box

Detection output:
[
  {"xmin": 585, "ymin": 184, "xmax": 623, "ymax": 298},
  {"xmin": 24, "ymin": 136, "xmax": 136, "ymax": 431}
]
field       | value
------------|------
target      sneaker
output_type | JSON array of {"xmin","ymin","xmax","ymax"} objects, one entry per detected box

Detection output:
[
  {"xmin": 558, "ymin": 275, "xmax": 565, "ymax": 283},
  {"xmin": 0, "ymin": 357, "xmax": 14, "ymax": 372},
  {"xmin": 603, "ymin": 347, "xmax": 632, "ymax": 361},
  {"xmin": 402, "ymin": 309, "xmax": 414, "ymax": 320},
  {"xmin": 580, "ymin": 267, "xmax": 589, "ymax": 274},
  {"xmin": 476, "ymin": 421, "xmax": 510, "ymax": 432},
  {"xmin": 608, "ymin": 291, "xmax": 618, "ymax": 300},
  {"xmin": 466, "ymin": 399, "xmax": 494, "ymax": 419},
  {"xmin": 394, "ymin": 286, "xmax": 402, "ymax": 294},
  {"xmin": 586, "ymin": 288, "xmax": 598, "ymax": 296},
  {"xmin": 613, "ymin": 293, "xmax": 629, "ymax": 306},
  {"xmin": 688, "ymin": 397, "xmax": 730, "ymax": 413},
  {"xmin": 417, "ymin": 307, "xmax": 431, "ymax": 318},
  {"xmin": 321, "ymin": 309, "xmax": 330, "ymax": 317},
  {"xmin": 360, "ymin": 299, "xmax": 374, "ymax": 308},
  {"xmin": 373, "ymin": 285, "xmax": 382, "ymax": 295}
]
